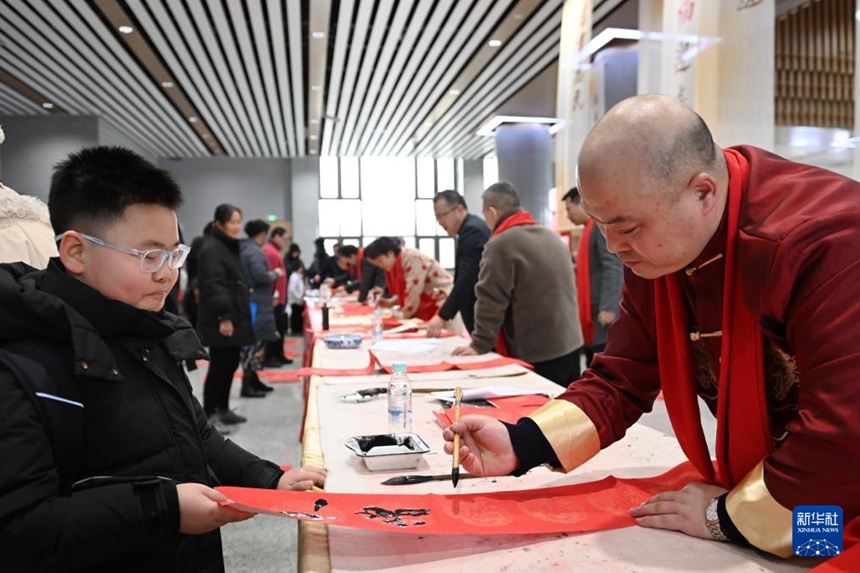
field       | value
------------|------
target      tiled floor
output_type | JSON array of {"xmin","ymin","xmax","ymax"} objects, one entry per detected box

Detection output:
[{"xmin": 187, "ymin": 338, "xmax": 717, "ymax": 572}]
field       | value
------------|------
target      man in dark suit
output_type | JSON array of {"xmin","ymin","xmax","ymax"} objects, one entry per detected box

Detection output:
[
  {"xmin": 563, "ymin": 187, "xmax": 623, "ymax": 371},
  {"xmin": 427, "ymin": 190, "xmax": 491, "ymax": 337}
]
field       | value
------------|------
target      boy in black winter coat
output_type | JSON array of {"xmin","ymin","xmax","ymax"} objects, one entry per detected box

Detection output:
[{"xmin": 0, "ymin": 146, "xmax": 325, "ymax": 572}]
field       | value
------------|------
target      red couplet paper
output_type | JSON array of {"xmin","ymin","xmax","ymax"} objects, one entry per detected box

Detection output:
[
  {"xmin": 334, "ymin": 303, "xmax": 376, "ymax": 317},
  {"xmin": 433, "ymin": 395, "xmax": 550, "ymax": 427},
  {"xmin": 218, "ymin": 463, "xmax": 702, "ymax": 535},
  {"xmin": 370, "ymin": 351, "xmax": 533, "ymax": 374}
]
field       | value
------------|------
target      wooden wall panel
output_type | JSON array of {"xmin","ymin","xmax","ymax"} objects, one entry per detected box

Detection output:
[{"xmin": 776, "ymin": 0, "xmax": 854, "ymax": 128}]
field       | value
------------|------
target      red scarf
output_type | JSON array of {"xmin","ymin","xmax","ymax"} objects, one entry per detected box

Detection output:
[
  {"xmin": 576, "ymin": 220, "xmax": 594, "ymax": 347},
  {"xmin": 491, "ymin": 211, "xmax": 538, "ymax": 356},
  {"xmin": 654, "ymin": 149, "xmax": 771, "ymax": 488},
  {"xmin": 384, "ymin": 252, "xmax": 438, "ymax": 321},
  {"xmin": 347, "ymin": 248, "xmax": 365, "ymax": 282}
]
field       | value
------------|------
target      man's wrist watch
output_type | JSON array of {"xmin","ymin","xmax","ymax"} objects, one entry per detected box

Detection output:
[{"xmin": 705, "ymin": 495, "xmax": 729, "ymax": 542}]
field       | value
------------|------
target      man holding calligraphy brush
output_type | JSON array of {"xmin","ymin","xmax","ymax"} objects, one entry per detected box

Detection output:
[{"xmin": 443, "ymin": 95, "xmax": 860, "ymax": 558}]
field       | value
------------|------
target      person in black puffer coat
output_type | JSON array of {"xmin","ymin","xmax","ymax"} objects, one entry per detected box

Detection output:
[
  {"xmin": 196, "ymin": 204, "xmax": 259, "ymax": 426},
  {"xmin": 0, "ymin": 147, "xmax": 325, "ymax": 573}
]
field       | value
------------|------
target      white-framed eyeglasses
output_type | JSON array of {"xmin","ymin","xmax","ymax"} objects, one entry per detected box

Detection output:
[{"xmin": 56, "ymin": 232, "xmax": 191, "ymax": 273}]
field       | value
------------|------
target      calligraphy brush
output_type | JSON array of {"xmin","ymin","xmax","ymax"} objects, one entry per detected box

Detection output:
[
  {"xmin": 381, "ymin": 473, "xmax": 479, "ymax": 486},
  {"xmin": 452, "ymin": 386, "xmax": 462, "ymax": 487}
]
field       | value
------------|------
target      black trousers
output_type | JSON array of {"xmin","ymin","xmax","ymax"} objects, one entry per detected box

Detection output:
[
  {"xmin": 266, "ymin": 303, "xmax": 288, "ymax": 360},
  {"xmin": 290, "ymin": 303, "xmax": 305, "ymax": 334},
  {"xmin": 204, "ymin": 346, "xmax": 241, "ymax": 415},
  {"xmin": 532, "ymin": 347, "xmax": 583, "ymax": 388}
]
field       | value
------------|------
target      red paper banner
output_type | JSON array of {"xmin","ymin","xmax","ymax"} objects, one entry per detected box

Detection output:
[
  {"xmin": 433, "ymin": 395, "xmax": 551, "ymax": 427},
  {"xmin": 371, "ymin": 351, "xmax": 533, "ymax": 374},
  {"xmin": 218, "ymin": 463, "xmax": 702, "ymax": 535}
]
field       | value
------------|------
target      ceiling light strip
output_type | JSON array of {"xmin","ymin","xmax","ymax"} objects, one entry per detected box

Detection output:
[
  {"xmin": 307, "ymin": 0, "xmax": 332, "ymax": 156},
  {"xmin": 320, "ymin": 0, "xmax": 355, "ymax": 157}
]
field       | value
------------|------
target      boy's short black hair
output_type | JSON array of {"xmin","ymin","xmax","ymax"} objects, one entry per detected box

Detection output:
[
  {"xmin": 339, "ymin": 245, "xmax": 359, "ymax": 258},
  {"xmin": 364, "ymin": 237, "xmax": 400, "ymax": 259},
  {"xmin": 49, "ymin": 146, "xmax": 183, "ymax": 234},
  {"xmin": 270, "ymin": 227, "xmax": 287, "ymax": 239},
  {"xmin": 244, "ymin": 219, "xmax": 270, "ymax": 238}
]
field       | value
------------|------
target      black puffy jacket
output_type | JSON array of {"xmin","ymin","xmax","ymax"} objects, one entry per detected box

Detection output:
[
  {"xmin": 0, "ymin": 261, "xmax": 284, "ymax": 572},
  {"xmin": 196, "ymin": 228, "xmax": 255, "ymax": 348}
]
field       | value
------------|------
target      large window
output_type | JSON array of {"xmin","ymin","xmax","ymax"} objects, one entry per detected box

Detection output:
[{"xmin": 317, "ymin": 157, "xmax": 467, "ymax": 269}]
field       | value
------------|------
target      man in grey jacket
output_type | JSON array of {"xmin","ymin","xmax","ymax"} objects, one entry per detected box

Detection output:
[{"xmin": 453, "ymin": 182, "xmax": 583, "ymax": 386}]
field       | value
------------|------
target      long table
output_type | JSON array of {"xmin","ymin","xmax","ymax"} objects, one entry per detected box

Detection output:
[{"xmin": 297, "ymin": 303, "xmax": 816, "ymax": 572}]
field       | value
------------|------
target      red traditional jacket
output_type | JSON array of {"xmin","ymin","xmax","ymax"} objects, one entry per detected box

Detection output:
[{"xmin": 527, "ymin": 145, "xmax": 860, "ymax": 557}]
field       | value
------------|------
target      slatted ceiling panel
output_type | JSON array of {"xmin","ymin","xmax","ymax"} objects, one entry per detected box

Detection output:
[
  {"xmin": 267, "ymin": 0, "xmax": 294, "ymax": 156},
  {"xmin": 337, "ymin": 0, "xmax": 395, "ymax": 157},
  {"xmin": 0, "ymin": 82, "xmax": 44, "ymax": 115},
  {"xmin": 127, "ymin": 0, "xmax": 240, "ymax": 156},
  {"xmin": 373, "ymin": 0, "xmax": 472, "ymax": 157},
  {"xmin": 2, "ymin": 1, "xmax": 191, "ymax": 157},
  {"xmin": 362, "ymin": 0, "xmax": 436, "ymax": 155},
  {"xmin": 284, "ymin": 0, "xmax": 304, "ymax": 156},
  {"xmin": 319, "ymin": 0, "xmax": 354, "ymax": 158},
  {"xmin": 60, "ymin": 2, "xmax": 205, "ymax": 156},
  {"xmin": 328, "ymin": 0, "xmax": 374, "ymax": 158},
  {"xmin": 1, "ymin": 0, "xmax": 565, "ymax": 160},
  {"xmin": 210, "ymin": 0, "xmax": 271, "ymax": 156},
  {"xmin": 415, "ymin": 0, "xmax": 562, "ymax": 157},
  {"xmin": 177, "ymin": 0, "xmax": 253, "ymax": 156},
  {"xmin": 49, "ymin": 2, "xmax": 200, "ymax": 157},
  {"xmin": 382, "ymin": 0, "xmax": 511, "ymax": 157},
  {"xmin": 434, "ymin": 36, "xmax": 560, "ymax": 159},
  {"xmin": 349, "ymin": 1, "xmax": 417, "ymax": 156},
  {"xmin": 363, "ymin": 1, "xmax": 453, "ymax": 157},
  {"xmin": 228, "ymin": 0, "xmax": 277, "ymax": 157},
  {"xmin": 344, "ymin": 1, "xmax": 407, "ymax": 157}
]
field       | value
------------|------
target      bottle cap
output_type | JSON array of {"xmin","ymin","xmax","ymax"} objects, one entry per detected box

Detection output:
[
  {"xmin": 392, "ymin": 362, "xmax": 407, "ymax": 373},
  {"xmin": 374, "ymin": 308, "xmax": 382, "ymax": 316}
]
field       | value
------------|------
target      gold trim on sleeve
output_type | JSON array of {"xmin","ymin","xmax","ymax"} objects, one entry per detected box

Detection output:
[
  {"xmin": 725, "ymin": 461, "xmax": 794, "ymax": 558},
  {"xmin": 528, "ymin": 400, "xmax": 601, "ymax": 472}
]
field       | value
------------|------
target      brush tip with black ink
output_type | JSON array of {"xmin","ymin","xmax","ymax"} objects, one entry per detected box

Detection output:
[{"xmin": 451, "ymin": 467, "xmax": 460, "ymax": 488}]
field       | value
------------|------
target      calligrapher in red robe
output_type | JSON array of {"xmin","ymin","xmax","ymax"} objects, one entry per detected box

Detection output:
[{"xmin": 445, "ymin": 95, "xmax": 860, "ymax": 562}]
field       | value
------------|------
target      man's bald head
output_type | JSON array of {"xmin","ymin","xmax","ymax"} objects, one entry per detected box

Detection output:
[{"xmin": 579, "ymin": 95, "xmax": 724, "ymax": 201}]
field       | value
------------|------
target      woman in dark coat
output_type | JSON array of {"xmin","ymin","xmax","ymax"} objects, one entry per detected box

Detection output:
[{"xmin": 196, "ymin": 204, "xmax": 255, "ymax": 427}]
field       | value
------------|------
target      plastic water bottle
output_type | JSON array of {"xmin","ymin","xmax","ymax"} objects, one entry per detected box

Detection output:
[
  {"xmin": 387, "ymin": 362, "xmax": 412, "ymax": 433},
  {"xmin": 371, "ymin": 308, "xmax": 384, "ymax": 344},
  {"xmin": 319, "ymin": 282, "xmax": 332, "ymax": 303}
]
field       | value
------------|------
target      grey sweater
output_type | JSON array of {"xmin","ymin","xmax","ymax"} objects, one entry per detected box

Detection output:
[{"xmin": 470, "ymin": 224, "xmax": 583, "ymax": 363}]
